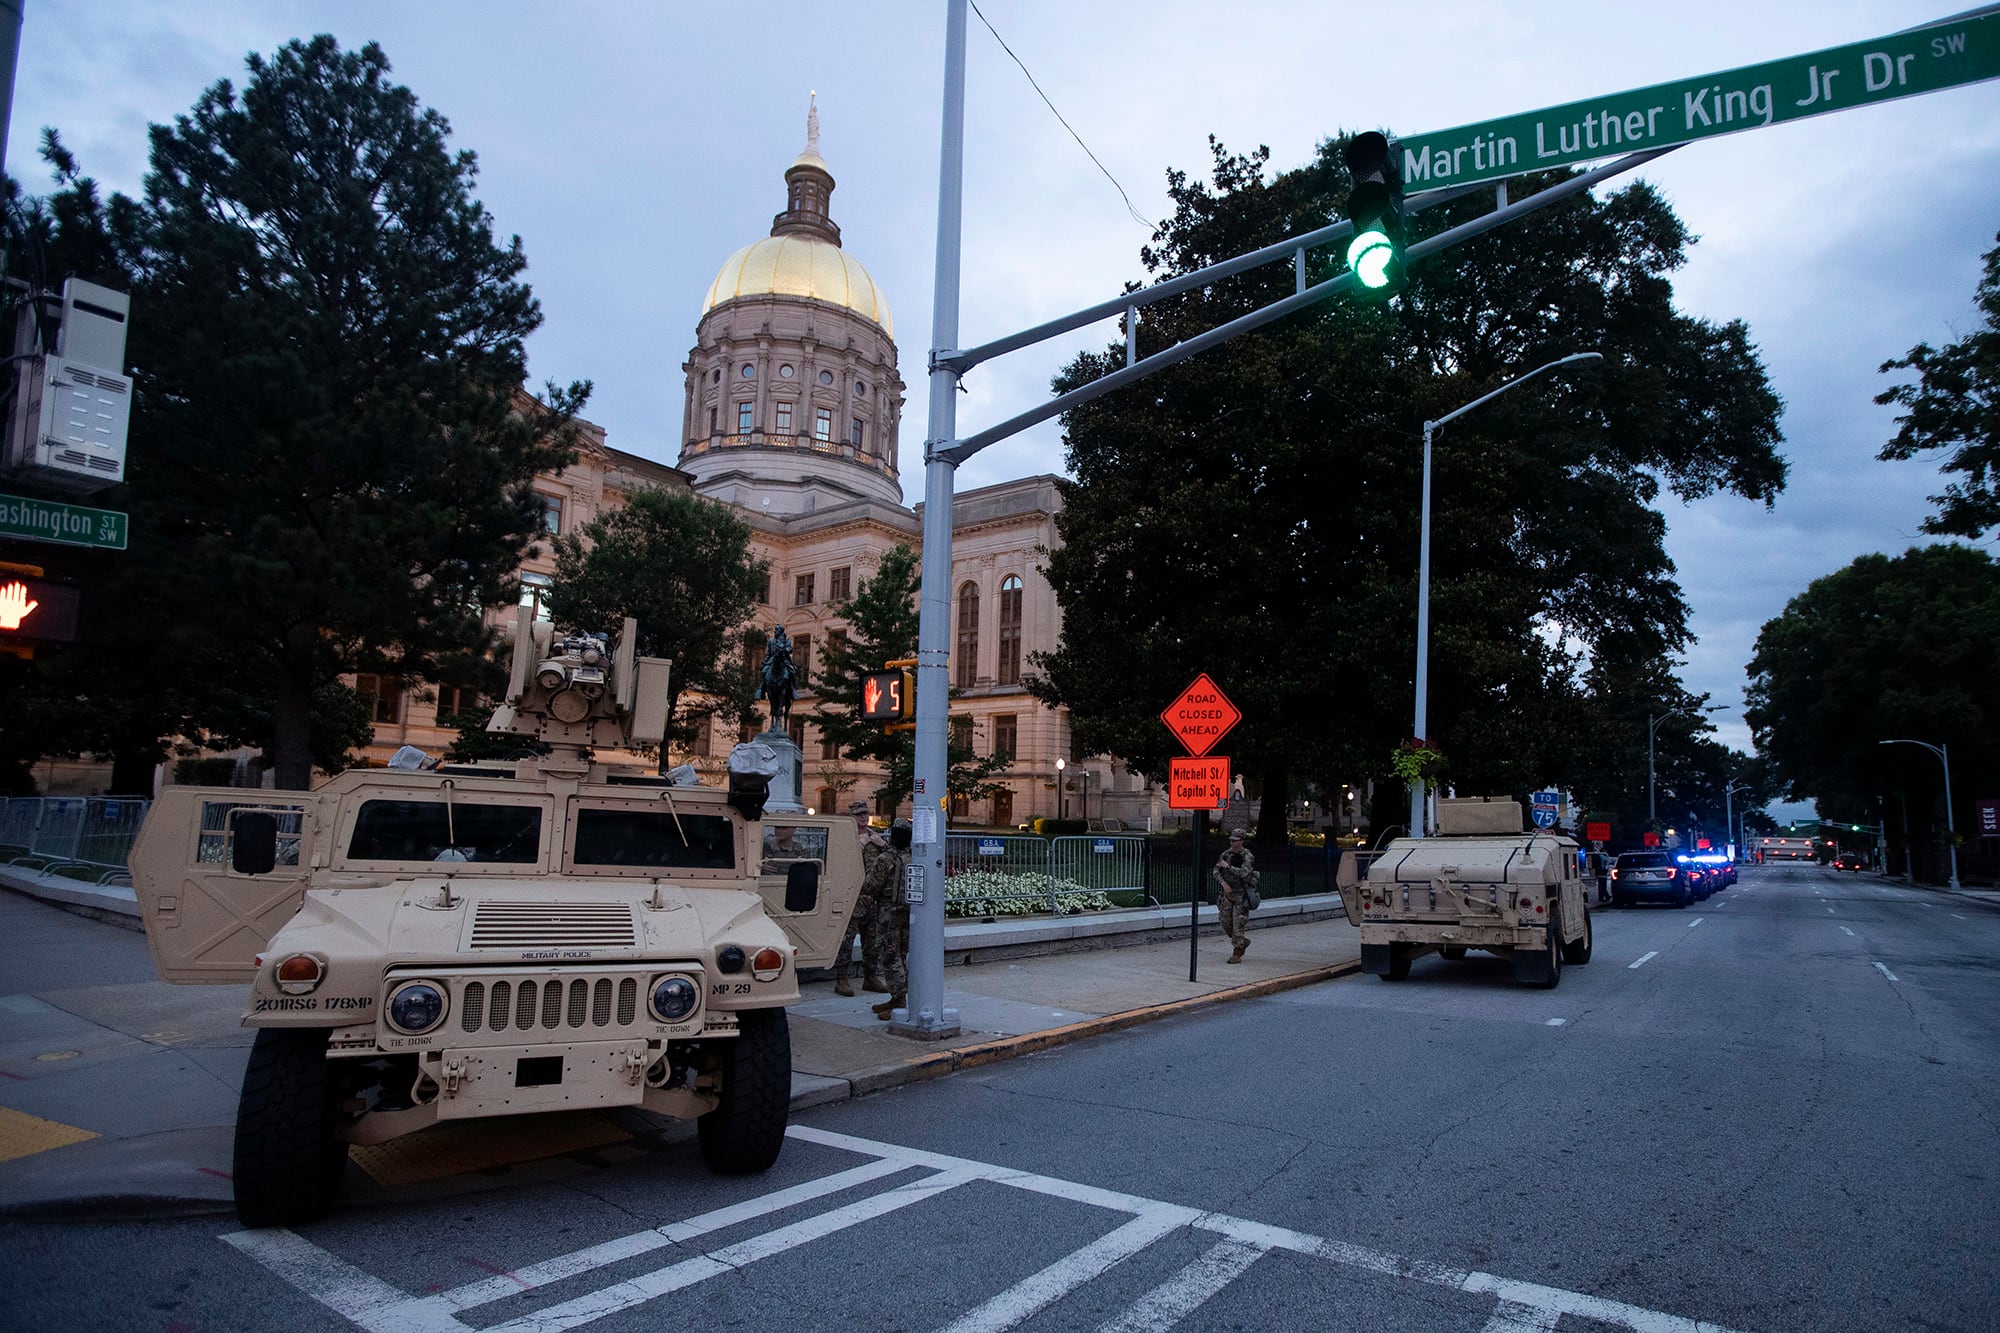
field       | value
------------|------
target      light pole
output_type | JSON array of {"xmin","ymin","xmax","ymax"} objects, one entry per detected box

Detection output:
[
  {"xmin": 1879, "ymin": 739, "xmax": 1959, "ymax": 889},
  {"xmin": 1410, "ymin": 352, "xmax": 1603, "ymax": 837},
  {"xmin": 1647, "ymin": 705, "xmax": 1724, "ymax": 825},
  {"xmin": 1724, "ymin": 780, "xmax": 1752, "ymax": 859},
  {"xmin": 1055, "ymin": 757, "xmax": 1065, "ymax": 823}
]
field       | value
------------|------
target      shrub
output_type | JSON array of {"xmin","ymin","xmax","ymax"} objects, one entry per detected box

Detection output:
[{"xmin": 945, "ymin": 869, "xmax": 1114, "ymax": 918}]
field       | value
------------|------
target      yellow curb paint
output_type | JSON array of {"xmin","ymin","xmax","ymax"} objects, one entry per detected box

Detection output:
[{"xmin": 0, "ymin": 1105, "xmax": 100, "ymax": 1163}]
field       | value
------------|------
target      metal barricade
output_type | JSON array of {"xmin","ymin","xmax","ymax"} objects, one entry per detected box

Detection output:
[
  {"xmin": 943, "ymin": 833, "xmax": 1056, "ymax": 914},
  {"xmin": 1049, "ymin": 834, "xmax": 1149, "ymax": 906},
  {"xmin": 0, "ymin": 797, "xmax": 38, "ymax": 852},
  {"xmin": 1, "ymin": 796, "xmax": 154, "ymax": 883},
  {"xmin": 29, "ymin": 797, "xmax": 86, "ymax": 861}
]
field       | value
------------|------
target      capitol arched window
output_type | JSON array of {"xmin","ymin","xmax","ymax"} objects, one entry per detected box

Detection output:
[
  {"xmin": 997, "ymin": 574, "xmax": 1023, "ymax": 685},
  {"xmin": 956, "ymin": 582, "xmax": 980, "ymax": 689}
]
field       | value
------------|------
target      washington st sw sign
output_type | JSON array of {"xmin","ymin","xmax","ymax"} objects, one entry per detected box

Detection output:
[{"xmin": 1396, "ymin": 11, "xmax": 2000, "ymax": 190}]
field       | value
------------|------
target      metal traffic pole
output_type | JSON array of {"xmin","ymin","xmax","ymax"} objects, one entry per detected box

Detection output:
[
  {"xmin": 892, "ymin": 0, "xmax": 968, "ymax": 1040},
  {"xmin": 1879, "ymin": 739, "xmax": 1960, "ymax": 890}
]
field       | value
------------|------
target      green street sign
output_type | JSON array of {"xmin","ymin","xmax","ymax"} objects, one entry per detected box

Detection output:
[
  {"xmin": 0, "ymin": 492, "xmax": 129, "ymax": 550},
  {"xmin": 1397, "ymin": 12, "xmax": 2000, "ymax": 190}
]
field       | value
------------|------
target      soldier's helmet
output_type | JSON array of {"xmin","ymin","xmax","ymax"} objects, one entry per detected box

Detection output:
[
  {"xmin": 1229, "ymin": 828, "xmax": 1247, "ymax": 841},
  {"xmin": 889, "ymin": 817, "xmax": 913, "ymax": 850},
  {"xmin": 847, "ymin": 800, "xmax": 870, "ymax": 816}
]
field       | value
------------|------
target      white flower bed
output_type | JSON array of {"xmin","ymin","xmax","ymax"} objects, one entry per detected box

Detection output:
[{"xmin": 945, "ymin": 868, "xmax": 1115, "ymax": 918}]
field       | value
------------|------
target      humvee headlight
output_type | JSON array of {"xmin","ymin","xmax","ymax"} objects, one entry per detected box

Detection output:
[
  {"xmin": 649, "ymin": 974, "xmax": 699, "ymax": 1022},
  {"xmin": 751, "ymin": 947, "xmax": 786, "ymax": 982},
  {"xmin": 387, "ymin": 980, "xmax": 448, "ymax": 1034},
  {"xmin": 273, "ymin": 953, "xmax": 325, "ymax": 995}
]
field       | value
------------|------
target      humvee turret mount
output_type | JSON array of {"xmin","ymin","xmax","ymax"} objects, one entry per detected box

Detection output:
[
  {"xmin": 1336, "ymin": 798, "xmax": 1594, "ymax": 987},
  {"xmin": 130, "ymin": 609, "xmax": 865, "ymax": 1227}
]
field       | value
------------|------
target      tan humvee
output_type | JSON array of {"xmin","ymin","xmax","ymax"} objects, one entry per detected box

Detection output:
[
  {"xmin": 1335, "ymin": 797, "xmax": 1592, "ymax": 986},
  {"xmin": 130, "ymin": 611, "xmax": 863, "ymax": 1227}
]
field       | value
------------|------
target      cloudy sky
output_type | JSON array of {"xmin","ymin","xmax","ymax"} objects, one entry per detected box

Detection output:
[{"xmin": 13, "ymin": 2, "xmax": 1999, "ymax": 816}]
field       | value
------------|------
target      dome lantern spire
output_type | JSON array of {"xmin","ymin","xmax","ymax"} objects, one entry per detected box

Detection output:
[{"xmin": 773, "ymin": 91, "xmax": 839, "ymax": 245}]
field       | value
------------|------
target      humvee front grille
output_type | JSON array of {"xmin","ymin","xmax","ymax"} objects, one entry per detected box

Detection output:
[
  {"xmin": 467, "ymin": 901, "xmax": 638, "ymax": 950},
  {"xmin": 458, "ymin": 975, "xmax": 642, "ymax": 1035}
]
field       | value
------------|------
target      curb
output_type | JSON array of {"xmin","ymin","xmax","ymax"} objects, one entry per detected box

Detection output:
[{"xmin": 818, "ymin": 959, "xmax": 1362, "ymax": 1101}]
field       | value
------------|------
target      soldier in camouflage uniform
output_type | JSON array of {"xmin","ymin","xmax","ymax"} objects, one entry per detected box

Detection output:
[
  {"xmin": 1213, "ymin": 829, "xmax": 1256, "ymax": 963},
  {"xmin": 868, "ymin": 820, "xmax": 914, "ymax": 1019},
  {"xmin": 834, "ymin": 800, "xmax": 888, "ymax": 997}
]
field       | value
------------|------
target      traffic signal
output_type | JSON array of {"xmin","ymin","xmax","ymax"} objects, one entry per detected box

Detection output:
[
  {"xmin": 860, "ymin": 669, "xmax": 914, "ymax": 723},
  {"xmin": 1342, "ymin": 131, "xmax": 1405, "ymax": 297}
]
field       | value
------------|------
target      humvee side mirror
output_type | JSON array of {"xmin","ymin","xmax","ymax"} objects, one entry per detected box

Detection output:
[
  {"xmin": 784, "ymin": 860, "xmax": 819, "ymax": 913},
  {"xmin": 232, "ymin": 812, "xmax": 279, "ymax": 876}
]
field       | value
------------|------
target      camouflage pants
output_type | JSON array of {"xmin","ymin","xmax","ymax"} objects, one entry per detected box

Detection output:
[
  {"xmin": 835, "ymin": 883, "xmax": 885, "ymax": 982},
  {"xmin": 870, "ymin": 891, "xmax": 911, "ymax": 994},
  {"xmin": 1216, "ymin": 888, "xmax": 1249, "ymax": 948}
]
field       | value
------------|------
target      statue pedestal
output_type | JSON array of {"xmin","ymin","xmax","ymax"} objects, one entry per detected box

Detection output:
[{"xmin": 758, "ymin": 730, "xmax": 805, "ymax": 814}]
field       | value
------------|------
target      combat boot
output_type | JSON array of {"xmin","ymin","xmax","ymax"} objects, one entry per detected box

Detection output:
[
  {"xmin": 833, "ymin": 977, "xmax": 856, "ymax": 997},
  {"xmin": 1227, "ymin": 942, "xmax": 1246, "ymax": 964},
  {"xmin": 872, "ymin": 993, "xmax": 905, "ymax": 1020},
  {"xmin": 863, "ymin": 975, "xmax": 890, "ymax": 994}
]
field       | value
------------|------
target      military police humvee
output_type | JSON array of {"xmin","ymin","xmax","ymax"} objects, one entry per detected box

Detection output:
[
  {"xmin": 1336, "ymin": 797, "xmax": 1593, "ymax": 987},
  {"xmin": 130, "ymin": 611, "xmax": 863, "ymax": 1227}
]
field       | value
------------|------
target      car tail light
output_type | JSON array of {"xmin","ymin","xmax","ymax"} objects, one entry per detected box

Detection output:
[
  {"xmin": 751, "ymin": 947, "xmax": 786, "ymax": 982},
  {"xmin": 274, "ymin": 953, "xmax": 324, "ymax": 995}
]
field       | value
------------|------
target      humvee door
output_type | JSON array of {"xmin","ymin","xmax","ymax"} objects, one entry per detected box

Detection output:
[
  {"xmin": 756, "ymin": 818, "xmax": 862, "ymax": 968},
  {"xmin": 130, "ymin": 788, "xmax": 311, "ymax": 983}
]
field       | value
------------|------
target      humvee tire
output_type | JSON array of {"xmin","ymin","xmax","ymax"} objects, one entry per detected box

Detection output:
[
  {"xmin": 1515, "ymin": 916, "xmax": 1561, "ymax": 989},
  {"xmin": 698, "ymin": 1008, "xmax": 792, "ymax": 1174},
  {"xmin": 1438, "ymin": 946, "xmax": 1468, "ymax": 960},
  {"xmin": 1561, "ymin": 909, "xmax": 1593, "ymax": 965},
  {"xmin": 232, "ymin": 1027, "xmax": 347, "ymax": 1228},
  {"xmin": 1382, "ymin": 947, "xmax": 1412, "ymax": 982}
]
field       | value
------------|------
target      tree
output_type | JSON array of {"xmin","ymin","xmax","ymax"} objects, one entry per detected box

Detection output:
[
  {"xmin": 1877, "ymin": 230, "xmax": 2000, "ymax": 538},
  {"xmin": 1744, "ymin": 545, "xmax": 2000, "ymax": 834},
  {"xmin": 99, "ymin": 36, "xmax": 583, "ymax": 788},
  {"xmin": 813, "ymin": 544, "xmax": 1006, "ymax": 810},
  {"xmin": 544, "ymin": 486, "xmax": 767, "ymax": 752},
  {"xmin": 1032, "ymin": 138, "xmax": 1785, "ymax": 841}
]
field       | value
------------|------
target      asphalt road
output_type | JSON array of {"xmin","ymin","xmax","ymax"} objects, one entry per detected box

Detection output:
[{"xmin": 4, "ymin": 862, "xmax": 1995, "ymax": 1332}]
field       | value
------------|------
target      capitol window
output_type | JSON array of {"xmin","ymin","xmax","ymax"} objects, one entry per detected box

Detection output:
[
  {"xmin": 850, "ymin": 418, "xmax": 864, "ymax": 448},
  {"xmin": 854, "ymin": 380, "xmax": 867, "ymax": 398},
  {"xmin": 740, "ymin": 363, "xmax": 755, "ymax": 379},
  {"xmin": 815, "ymin": 408, "xmax": 832, "ymax": 441},
  {"xmin": 737, "ymin": 401, "xmax": 754, "ymax": 433},
  {"xmin": 819, "ymin": 369, "xmax": 834, "ymax": 385},
  {"xmin": 775, "ymin": 402, "xmax": 793, "ymax": 433},
  {"xmin": 780, "ymin": 364, "xmax": 795, "ymax": 378}
]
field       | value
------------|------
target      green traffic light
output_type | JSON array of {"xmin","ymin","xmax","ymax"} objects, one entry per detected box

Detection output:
[{"xmin": 1347, "ymin": 229, "xmax": 1396, "ymax": 289}]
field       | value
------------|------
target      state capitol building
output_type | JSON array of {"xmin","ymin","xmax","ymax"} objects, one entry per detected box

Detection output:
[{"xmin": 350, "ymin": 114, "xmax": 1157, "ymax": 831}]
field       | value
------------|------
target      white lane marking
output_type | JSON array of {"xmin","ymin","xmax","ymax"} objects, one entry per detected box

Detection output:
[
  {"xmin": 1480, "ymin": 1297, "xmax": 1564, "ymax": 1331},
  {"xmin": 228, "ymin": 1122, "xmax": 1755, "ymax": 1333},
  {"xmin": 1874, "ymin": 961, "xmax": 1900, "ymax": 983},
  {"xmin": 1841, "ymin": 927, "xmax": 1855, "ymax": 937},
  {"xmin": 1628, "ymin": 951, "xmax": 1659, "ymax": 970},
  {"xmin": 1688, "ymin": 918, "xmax": 1704, "ymax": 929},
  {"xmin": 220, "ymin": 1229, "xmax": 465, "ymax": 1333},
  {"xmin": 432, "ymin": 1156, "xmax": 908, "ymax": 1312},
  {"xmin": 1094, "ymin": 1236, "xmax": 1269, "ymax": 1333},
  {"xmin": 1827, "ymin": 907, "xmax": 1836, "ymax": 915},
  {"xmin": 943, "ymin": 1211, "xmax": 1185, "ymax": 1333},
  {"xmin": 1952, "ymin": 914, "xmax": 1967, "ymax": 921},
  {"xmin": 1545, "ymin": 1018, "xmax": 1566, "ymax": 1026}
]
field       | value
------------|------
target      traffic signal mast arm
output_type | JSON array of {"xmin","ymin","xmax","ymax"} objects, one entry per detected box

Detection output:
[{"xmin": 931, "ymin": 146, "xmax": 1672, "ymax": 466}]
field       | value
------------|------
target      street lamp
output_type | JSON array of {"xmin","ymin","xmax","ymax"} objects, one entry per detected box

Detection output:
[
  {"xmin": 1724, "ymin": 780, "xmax": 1752, "ymax": 858},
  {"xmin": 1410, "ymin": 352, "xmax": 1602, "ymax": 838},
  {"xmin": 1080, "ymin": 769, "xmax": 1094, "ymax": 824},
  {"xmin": 1648, "ymin": 705, "xmax": 1725, "ymax": 825},
  {"xmin": 1055, "ymin": 757, "xmax": 1065, "ymax": 823},
  {"xmin": 1878, "ymin": 739, "xmax": 1959, "ymax": 889}
]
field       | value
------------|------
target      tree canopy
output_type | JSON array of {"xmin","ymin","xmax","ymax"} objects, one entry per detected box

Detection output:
[
  {"xmin": 1878, "ymin": 229, "xmax": 2000, "ymax": 538},
  {"xmin": 5, "ymin": 37, "xmax": 585, "ymax": 789},
  {"xmin": 1031, "ymin": 138, "xmax": 1786, "ymax": 839},
  {"xmin": 545, "ymin": 485, "xmax": 767, "ymax": 752},
  {"xmin": 1744, "ymin": 544, "xmax": 2000, "ymax": 828}
]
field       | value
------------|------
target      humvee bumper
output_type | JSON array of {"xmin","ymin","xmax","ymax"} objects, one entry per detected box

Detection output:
[{"xmin": 419, "ymin": 1039, "xmax": 662, "ymax": 1119}]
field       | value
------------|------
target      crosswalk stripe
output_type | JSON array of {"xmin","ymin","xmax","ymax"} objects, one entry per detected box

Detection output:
[{"xmin": 1095, "ymin": 1236, "xmax": 1270, "ymax": 1333}]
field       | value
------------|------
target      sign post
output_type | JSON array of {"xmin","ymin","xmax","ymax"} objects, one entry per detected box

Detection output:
[{"xmin": 1162, "ymin": 674, "xmax": 1240, "ymax": 981}]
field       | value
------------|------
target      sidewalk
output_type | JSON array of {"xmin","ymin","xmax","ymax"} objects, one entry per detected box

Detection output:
[{"xmin": 0, "ymin": 865, "xmax": 1360, "ymax": 1218}]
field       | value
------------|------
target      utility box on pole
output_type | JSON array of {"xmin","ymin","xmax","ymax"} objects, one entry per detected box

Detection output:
[{"xmin": 5, "ymin": 277, "xmax": 133, "ymax": 494}]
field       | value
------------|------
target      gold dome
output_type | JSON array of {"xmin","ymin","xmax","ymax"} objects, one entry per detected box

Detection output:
[{"xmin": 701, "ymin": 235, "xmax": 893, "ymax": 337}]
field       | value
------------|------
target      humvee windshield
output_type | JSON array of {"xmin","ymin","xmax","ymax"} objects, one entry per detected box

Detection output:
[
  {"xmin": 348, "ymin": 799, "xmax": 543, "ymax": 863},
  {"xmin": 572, "ymin": 808, "xmax": 737, "ymax": 870}
]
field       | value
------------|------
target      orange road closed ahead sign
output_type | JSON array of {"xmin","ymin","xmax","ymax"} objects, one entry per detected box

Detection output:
[
  {"xmin": 1161, "ymin": 673, "xmax": 1240, "ymax": 757},
  {"xmin": 1169, "ymin": 756, "xmax": 1230, "ymax": 810}
]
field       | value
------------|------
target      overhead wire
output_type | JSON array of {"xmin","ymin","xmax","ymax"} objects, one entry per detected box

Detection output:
[{"xmin": 967, "ymin": 0, "xmax": 1153, "ymax": 230}]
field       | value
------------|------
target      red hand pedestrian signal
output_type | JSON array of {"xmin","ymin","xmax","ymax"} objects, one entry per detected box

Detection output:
[{"xmin": 860, "ymin": 669, "xmax": 910, "ymax": 722}]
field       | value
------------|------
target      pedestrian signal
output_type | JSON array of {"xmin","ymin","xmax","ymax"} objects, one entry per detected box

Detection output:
[
  {"xmin": 860, "ymin": 669, "xmax": 913, "ymax": 722},
  {"xmin": 1342, "ymin": 130, "xmax": 1405, "ymax": 297}
]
